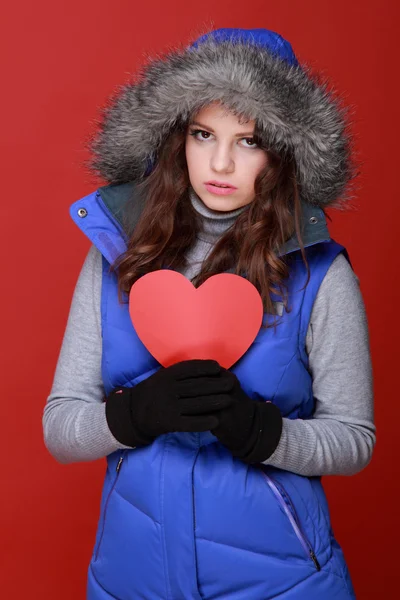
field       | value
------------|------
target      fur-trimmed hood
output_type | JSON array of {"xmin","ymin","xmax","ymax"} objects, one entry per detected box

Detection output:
[{"xmin": 85, "ymin": 28, "xmax": 356, "ymax": 209}]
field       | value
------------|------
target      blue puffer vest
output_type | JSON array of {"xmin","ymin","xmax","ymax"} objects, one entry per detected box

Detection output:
[{"xmin": 71, "ymin": 182, "xmax": 356, "ymax": 599}]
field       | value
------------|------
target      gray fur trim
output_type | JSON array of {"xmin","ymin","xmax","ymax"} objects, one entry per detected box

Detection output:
[{"xmin": 85, "ymin": 37, "xmax": 357, "ymax": 208}]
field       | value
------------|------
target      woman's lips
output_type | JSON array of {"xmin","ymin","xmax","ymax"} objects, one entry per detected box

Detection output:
[{"xmin": 204, "ymin": 183, "xmax": 237, "ymax": 196}]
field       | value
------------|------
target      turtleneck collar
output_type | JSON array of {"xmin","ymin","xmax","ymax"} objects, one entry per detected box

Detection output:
[{"xmin": 189, "ymin": 186, "xmax": 248, "ymax": 243}]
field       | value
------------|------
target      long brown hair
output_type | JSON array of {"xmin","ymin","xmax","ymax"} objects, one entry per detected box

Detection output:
[{"xmin": 111, "ymin": 123, "xmax": 310, "ymax": 330}]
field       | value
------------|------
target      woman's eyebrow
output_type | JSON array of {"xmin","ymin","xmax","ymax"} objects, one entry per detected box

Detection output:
[{"xmin": 189, "ymin": 121, "xmax": 255, "ymax": 137}]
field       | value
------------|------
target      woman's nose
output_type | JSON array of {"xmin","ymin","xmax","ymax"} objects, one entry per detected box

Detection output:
[{"xmin": 210, "ymin": 146, "xmax": 234, "ymax": 173}]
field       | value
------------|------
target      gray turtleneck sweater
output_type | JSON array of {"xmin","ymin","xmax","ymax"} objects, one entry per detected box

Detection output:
[{"xmin": 42, "ymin": 190, "xmax": 376, "ymax": 476}]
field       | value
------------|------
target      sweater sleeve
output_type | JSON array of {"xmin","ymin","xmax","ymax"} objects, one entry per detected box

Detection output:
[
  {"xmin": 263, "ymin": 252, "xmax": 376, "ymax": 476},
  {"xmin": 42, "ymin": 245, "xmax": 131, "ymax": 464}
]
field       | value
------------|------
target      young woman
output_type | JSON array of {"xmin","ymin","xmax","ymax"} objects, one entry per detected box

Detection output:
[{"xmin": 43, "ymin": 28, "xmax": 375, "ymax": 599}]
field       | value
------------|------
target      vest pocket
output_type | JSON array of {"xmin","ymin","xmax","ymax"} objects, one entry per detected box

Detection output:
[
  {"xmin": 94, "ymin": 450, "xmax": 127, "ymax": 562},
  {"xmin": 261, "ymin": 470, "xmax": 321, "ymax": 571}
]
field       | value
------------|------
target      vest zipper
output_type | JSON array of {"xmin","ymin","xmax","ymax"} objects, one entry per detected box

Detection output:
[
  {"xmin": 261, "ymin": 471, "xmax": 321, "ymax": 571},
  {"xmin": 94, "ymin": 450, "xmax": 127, "ymax": 561}
]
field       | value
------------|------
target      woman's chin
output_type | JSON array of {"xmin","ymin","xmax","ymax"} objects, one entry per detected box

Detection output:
[{"xmin": 201, "ymin": 196, "xmax": 241, "ymax": 213}]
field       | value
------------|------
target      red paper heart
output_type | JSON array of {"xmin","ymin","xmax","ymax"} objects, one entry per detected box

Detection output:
[{"xmin": 129, "ymin": 270, "xmax": 264, "ymax": 368}]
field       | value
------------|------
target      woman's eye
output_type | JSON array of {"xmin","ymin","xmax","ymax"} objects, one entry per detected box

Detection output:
[
  {"xmin": 241, "ymin": 137, "xmax": 258, "ymax": 148},
  {"xmin": 189, "ymin": 129, "xmax": 212, "ymax": 140}
]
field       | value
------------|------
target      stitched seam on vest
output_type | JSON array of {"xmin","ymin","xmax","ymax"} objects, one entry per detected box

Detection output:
[
  {"xmin": 196, "ymin": 536, "xmax": 319, "ymax": 565},
  {"xmin": 296, "ymin": 244, "xmax": 328, "ymax": 361},
  {"xmin": 159, "ymin": 435, "xmax": 172, "ymax": 600},
  {"xmin": 324, "ymin": 554, "xmax": 354, "ymax": 600},
  {"xmin": 101, "ymin": 256, "xmax": 115, "ymax": 393},
  {"xmin": 298, "ymin": 246, "xmax": 345, "ymax": 360},
  {"xmin": 190, "ymin": 449, "xmax": 203, "ymax": 600},
  {"xmin": 298, "ymin": 327, "xmax": 311, "ymax": 367},
  {"xmin": 267, "ymin": 559, "xmax": 332, "ymax": 599},
  {"xmin": 270, "ymin": 352, "xmax": 297, "ymax": 402},
  {"xmin": 113, "ymin": 487, "xmax": 161, "ymax": 525},
  {"xmin": 296, "ymin": 258, "xmax": 309, "ymax": 367},
  {"xmin": 89, "ymin": 564, "xmax": 123, "ymax": 599},
  {"xmin": 327, "ymin": 550, "xmax": 355, "ymax": 598},
  {"xmin": 196, "ymin": 536, "xmax": 287, "ymax": 559},
  {"xmin": 197, "ymin": 538, "xmax": 319, "ymax": 593},
  {"xmin": 308, "ymin": 480, "xmax": 333, "ymax": 549}
]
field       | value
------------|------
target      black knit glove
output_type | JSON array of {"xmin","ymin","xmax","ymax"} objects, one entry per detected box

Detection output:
[
  {"xmin": 105, "ymin": 359, "xmax": 235, "ymax": 447},
  {"xmin": 211, "ymin": 370, "xmax": 283, "ymax": 463}
]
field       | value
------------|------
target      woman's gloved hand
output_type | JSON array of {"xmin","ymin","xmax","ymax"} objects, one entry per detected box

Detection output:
[
  {"xmin": 105, "ymin": 359, "xmax": 235, "ymax": 447},
  {"xmin": 211, "ymin": 370, "xmax": 283, "ymax": 464}
]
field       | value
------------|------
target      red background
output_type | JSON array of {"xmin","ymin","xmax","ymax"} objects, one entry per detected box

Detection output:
[{"xmin": 1, "ymin": 1, "xmax": 398, "ymax": 598}]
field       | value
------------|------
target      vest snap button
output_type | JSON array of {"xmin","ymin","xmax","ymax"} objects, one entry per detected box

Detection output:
[
  {"xmin": 78, "ymin": 208, "xmax": 88, "ymax": 218},
  {"xmin": 309, "ymin": 216, "xmax": 318, "ymax": 224}
]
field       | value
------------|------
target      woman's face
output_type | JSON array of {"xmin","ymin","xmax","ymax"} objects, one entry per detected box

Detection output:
[{"xmin": 185, "ymin": 102, "xmax": 269, "ymax": 212}]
